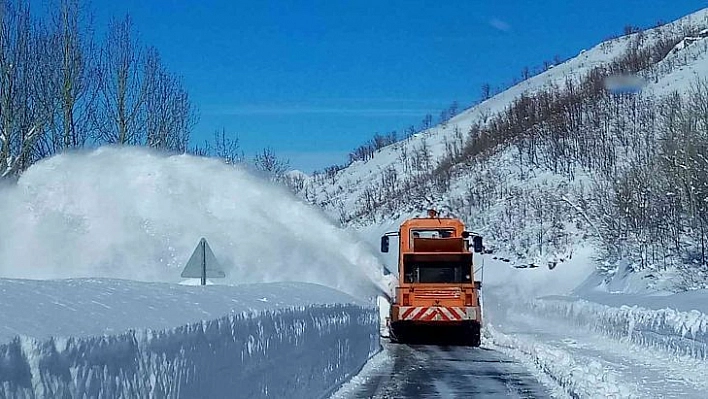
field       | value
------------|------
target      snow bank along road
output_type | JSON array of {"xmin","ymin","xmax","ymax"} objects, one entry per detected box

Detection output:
[
  {"xmin": 335, "ymin": 253, "xmax": 708, "ymax": 399},
  {"xmin": 332, "ymin": 343, "xmax": 550, "ymax": 398},
  {"xmin": 333, "ymin": 285, "xmax": 708, "ymax": 399},
  {"xmin": 0, "ymin": 279, "xmax": 379, "ymax": 398},
  {"xmin": 484, "ymin": 289, "xmax": 708, "ymax": 398}
]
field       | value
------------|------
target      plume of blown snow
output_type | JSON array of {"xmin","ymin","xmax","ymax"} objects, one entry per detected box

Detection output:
[{"xmin": 0, "ymin": 147, "xmax": 391, "ymax": 298}]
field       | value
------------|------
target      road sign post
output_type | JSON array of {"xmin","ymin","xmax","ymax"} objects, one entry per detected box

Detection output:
[{"xmin": 181, "ymin": 238, "xmax": 226, "ymax": 285}]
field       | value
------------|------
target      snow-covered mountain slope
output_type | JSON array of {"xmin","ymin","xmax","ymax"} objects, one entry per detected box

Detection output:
[
  {"xmin": 0, "ymin": 279, "xmax": 379, "ymax": 398},
  {"xmin": 300, "ymin": 8, "xmax": 708, "ymax": 292},
  {"xmin": 304, "ymin": 9, "xmax": 708, "ymax": 219},
  {"xmin": 0, "ymin": 147, "xmax": 393, "ymax": 299}
]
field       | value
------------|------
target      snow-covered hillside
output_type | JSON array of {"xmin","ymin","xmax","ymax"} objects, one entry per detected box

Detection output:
[
  {"xmin": 300, "ymin": 8, "xmax": 708, "ymax": 291},
  {"xmin": 301, "ymin": 9, "xmax": 708, "ymax": 220}
]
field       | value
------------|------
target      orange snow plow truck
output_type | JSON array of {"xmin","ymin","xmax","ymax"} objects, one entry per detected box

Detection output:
[{"xmin": 381, "ymin": 210, "xmax": 484, "ymax": 346}]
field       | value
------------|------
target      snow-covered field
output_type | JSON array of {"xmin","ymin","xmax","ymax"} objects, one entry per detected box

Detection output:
[{"xmin": 0, "ymin": 148, "xmax": 392, "ymax": 398}]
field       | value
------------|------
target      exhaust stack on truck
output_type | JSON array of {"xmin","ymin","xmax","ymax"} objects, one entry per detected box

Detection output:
[{"xmin": 381, "ymin": 210, "xmax": 484, "ymax": 346}]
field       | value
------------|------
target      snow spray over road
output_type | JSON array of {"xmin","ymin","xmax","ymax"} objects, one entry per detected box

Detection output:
[{"xmin": 0, "ymin": 147, "xmax": 391, "ymax": 298}]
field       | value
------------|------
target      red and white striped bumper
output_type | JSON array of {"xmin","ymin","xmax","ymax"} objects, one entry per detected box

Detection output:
[{"xmin": 397, "ymin": 306, "xmax": 478, "ymax": 322}]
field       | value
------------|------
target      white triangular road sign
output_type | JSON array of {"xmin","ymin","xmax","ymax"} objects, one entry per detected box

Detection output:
[{"xmin": 181, "ymin": 238, "xmax": 226, "ymax": 278}]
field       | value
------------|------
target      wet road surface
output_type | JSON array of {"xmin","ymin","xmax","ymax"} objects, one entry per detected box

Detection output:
[{"xmin": 342, "ymin": 343, "xmax": 550, "ymax": 398}]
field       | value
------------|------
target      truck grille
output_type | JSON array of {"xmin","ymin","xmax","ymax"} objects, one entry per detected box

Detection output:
[{"xmin": 414, "ymin": 288, "xmax": 461, "ymax": 299}]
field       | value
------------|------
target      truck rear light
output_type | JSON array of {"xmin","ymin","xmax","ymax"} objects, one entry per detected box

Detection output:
[
  {"xmin": 465, "ymin": 294, "xmax": 473, "ymax": 306},
  {"xmin": 402, "ymin": 294, "xmax": 410, "ymax": 306}
]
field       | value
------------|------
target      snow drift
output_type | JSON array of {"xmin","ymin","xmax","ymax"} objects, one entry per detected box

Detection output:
[
  {"xmin": 488, "ymin": 324, "xmax": 640, "ymax": 398},
  {"xmin": 479, "ymin": 258, "xmax": 708, "ymax": 398},
  {"xmin": 0, "ymin": 279, "xmax": 380, "ymax": 398},
  {"xmin": 0, "ymin": 147, "xmax": 391, "ymax": 298},
  {"xmin": 528, "ymin": 295, "xmax": 708, "ymax": 360}
]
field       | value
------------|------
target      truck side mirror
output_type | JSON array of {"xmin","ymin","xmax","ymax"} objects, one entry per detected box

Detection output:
[
  {"xmin": 381, "ymin": 236, "xmax": 390, "ymax": 253},
  {"xmin": 472, "ymin": 236, "xmax": 483, "ymax": 253}
]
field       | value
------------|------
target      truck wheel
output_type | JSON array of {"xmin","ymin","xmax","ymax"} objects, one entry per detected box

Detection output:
[
  {"xmin": 468, "ymin": 332, "xmax": 481, "ymax": 347},
  {"xmin": 389, "ymin": 331, "xmax": 404, "ymax": 344},
  {"xmin": 467, "ymin": 323, "xmax": 481, "ymax": 347}
]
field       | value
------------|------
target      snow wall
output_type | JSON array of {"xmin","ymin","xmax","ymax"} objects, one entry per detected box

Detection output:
[
  {"xmin": 527, "ymin": 296, "xmax": 708, "ymax": 360},
  {"xmin": 0, "ymin": 304, "xmax": 379, "ymax": 398}
]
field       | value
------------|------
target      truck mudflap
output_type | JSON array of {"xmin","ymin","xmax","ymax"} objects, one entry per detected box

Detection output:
[{"xmin": 397, "ymin": 306, "xmax": 478, "ymax": 322}]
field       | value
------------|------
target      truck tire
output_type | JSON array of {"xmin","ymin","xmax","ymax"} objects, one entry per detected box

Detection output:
[
  {"xmin": 466, "ymin": 323, "xmax": 481, "ymax": 347},
  {"xmin": 467, "ymin": 332, "xmax": 481, "ymax": 347}
]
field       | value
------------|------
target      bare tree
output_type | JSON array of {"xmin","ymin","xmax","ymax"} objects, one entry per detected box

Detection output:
[
  {"xmin": 411, "ymin": 139, "xmax": 432, "ymax": 172},
  {"xmin": 212, "ymin": 128, "xmax": 243, "ymax": 164},
  {"xmin": 623, "ymin": 25, "xmax": 641, "ymax": 36},
  {"xmin": 448, "ymin": 100, "xmax": 459, "ymax": 118},
  {"xmin": 190, "ymin": 128, "xmax": 243, "ymax": 165},
  {"xmin": 480, "ymin": 83, "xmax": 491, "ymax": 101},
  {"xmin": 97, "ymin": 14, "xmax": 145, "ymax": 145},
  {"xmin": 284, "ymin": 171, "xmax": 307, "ymax": 194},
  {"xmin": 521, "ymin": 66, "xmax": 531, "ymax": 81},
  {"xmin": 421, "ymin": 114, "xmax": 433, "ymax": 131},
  {"xmin": 253, "ymin": 147, "xmax": 289, "ymax": 180},
  {"xmin": 439, "ymin": 109, "xmax": 449, "ymax": 128},
  {"xmin": 143, "ymin": 47, "xmax": 196, "ymax": 152},
  {"xmin": 0, "ymin": 0, "xmax": 200, "ymax": 177},
  {"xmin": 29, "ymin": 20, "xmax": 59, "ymax": 160},
  {"xmin": 0, "ymin": 1, "xmax": 49, "ymax": 177},
  {"xmin": 47, "ymin": 0, "xmax": 99, "ymax": 151}
]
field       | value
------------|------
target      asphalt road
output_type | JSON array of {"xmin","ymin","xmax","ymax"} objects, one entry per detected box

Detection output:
[{"xmin": 342, "ymin": 343, "xmax": 550, "ymax": 398}]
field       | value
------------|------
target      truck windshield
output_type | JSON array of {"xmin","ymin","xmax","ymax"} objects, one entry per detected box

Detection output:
[
  {"xmin": 410, "ymin": 229, "xmax": 455, "ymax": 248},
  {"xmin": 403, "ymin": 261, "xmax": 472, "ymax": 283},
  {"xmin": 411, "ymin": 229, "xmax": 455, "ymax": 239}
]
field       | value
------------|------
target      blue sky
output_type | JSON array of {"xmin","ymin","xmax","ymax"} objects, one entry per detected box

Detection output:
[{"xmin": 90, "ymin": 0, "xmax": 707, "ymax": 172}]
